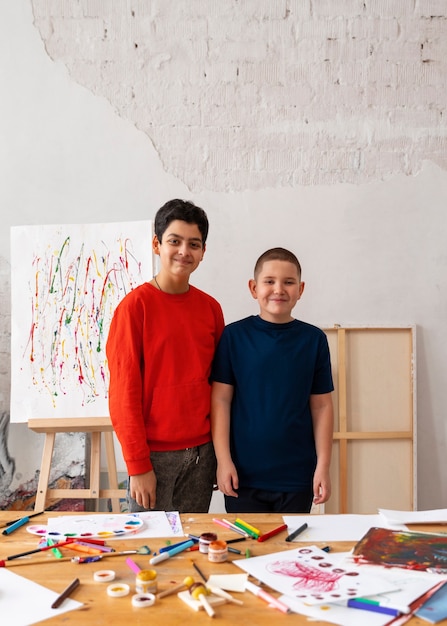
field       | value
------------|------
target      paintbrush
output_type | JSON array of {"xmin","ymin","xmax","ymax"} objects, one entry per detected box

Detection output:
[
  {"xmin": 3, "ymin": 538, "xmax": 76, "ymax": 561},
  {"xmin": 72, "ymin": 545, "xmax": 152, "ymax": 563},
  {"xmin": 0, "ymin": 544, "xmax": 151, "ymax": 568},
  {"xmin": 0, "ymin": 556, "xmax": 74, "ymax": 568}
]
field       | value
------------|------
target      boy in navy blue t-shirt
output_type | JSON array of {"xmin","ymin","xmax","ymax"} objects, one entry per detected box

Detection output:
[{"xmin": 210, "ymin": 247, "xmax": 334, "ymax": 513}]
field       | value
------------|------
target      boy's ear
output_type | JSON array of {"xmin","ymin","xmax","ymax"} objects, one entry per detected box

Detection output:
[
  {"xmin": 248, "ymin": 278, "xmax": 258, "ymax": 299},
  {"xmin": 152, "ymin": 234, "xmax": 160, "ymax": 255}
]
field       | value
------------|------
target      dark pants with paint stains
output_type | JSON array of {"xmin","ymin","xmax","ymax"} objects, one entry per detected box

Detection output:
[{"xmin": 127, "ymin": 441, "xmax": 217, "ymax": 513}]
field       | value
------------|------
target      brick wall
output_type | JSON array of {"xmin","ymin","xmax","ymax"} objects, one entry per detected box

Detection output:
[{"xmin": 30, "ymin": 0, "xmax": 447, "ymax": 191}]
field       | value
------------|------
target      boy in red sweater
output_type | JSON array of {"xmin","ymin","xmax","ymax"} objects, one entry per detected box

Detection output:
[{"xmin": 106, "ymin": 199, "xmax": 225, "ymax": 513}]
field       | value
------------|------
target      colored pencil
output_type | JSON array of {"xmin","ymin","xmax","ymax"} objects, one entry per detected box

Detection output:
[{"xmin": 51, "ymin": 577, "xmax": 80, "ymax": 609}]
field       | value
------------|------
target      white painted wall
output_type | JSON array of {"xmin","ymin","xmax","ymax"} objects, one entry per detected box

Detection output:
[{"xmin": 1, "ymin": 1, "xmax": 446, "ymax": 511}]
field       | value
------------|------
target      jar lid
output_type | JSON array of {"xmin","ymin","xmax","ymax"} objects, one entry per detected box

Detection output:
[
  {"xmin": 132, "ymin": 593, "xmax": 156, "ymax": 608},
  {"xmin": 107, "ymin": 583, "xmax": 130, "ymax": 597},
  {"xmin": 137, "ymin": 569, "xmax": 157, "ymax": 581},
  {"xmin": 200, "ymin": 532, "xmax": 218, "ymax": 542},
  {"xmin": 93, "ymin": 569, "xmax": 115, "ymax": 583},
  {"xmin": 209, "ymin": 540, "xmax": 227, "ymax": 551}
]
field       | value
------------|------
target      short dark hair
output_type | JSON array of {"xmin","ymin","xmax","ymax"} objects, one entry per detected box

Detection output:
[
  {"xmin": 154, "ymin": 199, "xmax": 209, "ymax": 245},
  {"xmin": 254, "ymin": 247, "xmax": 302, "ymax": 279}
]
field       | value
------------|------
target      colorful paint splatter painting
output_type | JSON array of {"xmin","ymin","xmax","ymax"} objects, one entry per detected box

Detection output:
[
  {"xmin": 352, "ymin": 527, "xmax": 447, "ymax": 572},
  {"xmin": 10, "ymin": 221, "xmax": 152, "ymax": 422}
]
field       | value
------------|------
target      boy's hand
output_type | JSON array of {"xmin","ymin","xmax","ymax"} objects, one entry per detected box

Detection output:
[
  {"xmin": 130, "ymin": 471, "xmax": 157, "ymax": 510},
  {"xmin": 313, "ymin": 467, "xmax": 331, "ymax": 505},
  {"xmin": 216, "ymin": 461, "xmax": 239, "ymax": 497}
]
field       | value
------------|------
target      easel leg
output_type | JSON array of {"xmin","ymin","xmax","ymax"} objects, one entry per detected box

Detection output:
[
  {"xmin": 89, "ymin": 432, "xmax": 101, "ymax": 511},
  {"xmin": 34, "ymin": 432, "xmax": 56, "ymax": 512},
  {"xmin": 104, "ymin": 431, "xmax": 122, "ymax": 513}
]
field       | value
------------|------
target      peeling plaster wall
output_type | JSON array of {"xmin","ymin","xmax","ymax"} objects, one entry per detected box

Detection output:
[
  {"xmin": 31, "ymin": 0, "xmax": 447, "ymax": 192},
  {"xmin": 1, "ymin": 1, "xmax": 447, "ymax": 512}
]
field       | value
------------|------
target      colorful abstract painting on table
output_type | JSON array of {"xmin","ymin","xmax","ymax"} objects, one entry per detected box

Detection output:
[{"xmin": 352, "ymin": 527, "xmax": 447, "ymax": 572}]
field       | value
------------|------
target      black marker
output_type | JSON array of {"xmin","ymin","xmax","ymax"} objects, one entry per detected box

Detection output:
[{"xmin": 285, "ymin": 522, "xmax": 308, "ymax": 542}]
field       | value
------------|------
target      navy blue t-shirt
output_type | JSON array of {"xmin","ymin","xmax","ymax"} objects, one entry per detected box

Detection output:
[{"xmin": 211, "ymin": 315, "xmax": 334, "ymax": 492}]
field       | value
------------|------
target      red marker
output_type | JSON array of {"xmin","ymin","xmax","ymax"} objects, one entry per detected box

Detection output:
[{"xmin": 257, "ymin": 524, "xmax": 288, "ymax": 542}]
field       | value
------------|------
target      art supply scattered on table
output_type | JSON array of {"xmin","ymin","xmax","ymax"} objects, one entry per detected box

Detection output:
[
  {"xmin": 191, "ymin": 559, "xmax": 208, "ymax": 582},
  {"xmin": 75, "ymin": 545, "xmax": 151, "ymax": 563},
  {"xmin": 212, "ymin": 517, "xmax": 250, "ymax": 537},
  {"xmin": 208, "ymin": 540, "xmax": 228, "ymax": 563},
  {"xmin": 1, "ymin": 510, "xmax": 45, "ymax": 529},
  {"xmin": 66, "ymin": 543, "xmax": 104, "ymax": 556},
  {"xmin": 136, "ymin": 569, "xmax": 158, "ymax": 593},
  {"xmin": 131, "ymin": 592, "xmax": 156, "ymax": 608},
  {"xmin": 257, "ymin": 524, "xmax": 288, "ymax": 542},
  {"xmin": 199, "ymin": 532, "xmax": 218, "ymax": 553},
  {"xmin": 234, "ymin": 518, "xmax": 261, "ymax": 538},
  {"xmin": 51, "ymin": 577, "xmax": 80, "ymax": 609},
  {"xmin": 160, "ymin": 538, "xmax": 196, "ymax": 553},
  {"xmin": 46, "ymin": 537, "xmax": 63, "ymax": 559},
  {"xmin": 189, "ymin": 581, "xmax": 216, "ymax": 617},
  {"xmin": 245, "ymin": 580, "xmax": 290, "ymax": 614},
  {"xmin": 157, "ymin": 575, "xmax": 194, "ymax": 599},
  {"xmin": 4, "ymin": 538, "xmax": 76, "ymax": 561},
  {"xmin": 2, "ymin": 516, "xmax": 31, "ymax": 535},
  {"xmin": 107, "ymin": 583, "xmax": 130, "ymax": 598},
  {"xmin": 93, "ymin": 570, "xmax": 116, "ymax": 583},
  {"xmin": 347, "ymin": 597, "xmax": 402, "ymax": 617},
  {"xmin": 207, "ymin": 584, "xmax": 244, "ymax": 606},
  {"xmin": 125, "ymin": 557, "xmax": 142, "ymax": 574},
  {"xmin": 149, "ymin": 539, "xmax": 194, "ymax": 565},
  {"xmin": 285, "ymin": 522, "xmax": 308, "ymax": 542},
  {"xmin": 73, "ymin": 541, "xmax": 114, "ymax": 552}
]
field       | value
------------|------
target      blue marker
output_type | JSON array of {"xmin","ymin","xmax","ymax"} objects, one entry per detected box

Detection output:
[
  {"xmin": 159, "ymin": 539, "xmax": 196, "ymax": 553},
  {"xmin": 149, "ymin": 539, "xmax": 194, "ymax": 565},
  {"xmin": 2, "ymin": 516, "xmax": 30, "ymax": 535}
]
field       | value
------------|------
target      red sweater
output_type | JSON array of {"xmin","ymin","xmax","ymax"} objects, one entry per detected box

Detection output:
[{"xmin": 106, "ymin": 283, "xmax": 225, "ymax": 475}]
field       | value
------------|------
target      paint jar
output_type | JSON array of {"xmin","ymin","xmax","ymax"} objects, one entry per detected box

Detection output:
[
  {"xmin": 199, "ymin": 532, "xmax": 218, "ymax": 554},
  {"xmin": 208, "ymin": 540, "xmax": 228, "ymax": 563},
  {"xmin": 135, "ymin": 569, "xmax": 158, "ymax": 594}
]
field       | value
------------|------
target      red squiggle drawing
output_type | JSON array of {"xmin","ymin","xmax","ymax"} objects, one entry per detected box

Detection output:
[{"xmin": 267, "ymin": 559, "xmax": 346, "ymax": 592}]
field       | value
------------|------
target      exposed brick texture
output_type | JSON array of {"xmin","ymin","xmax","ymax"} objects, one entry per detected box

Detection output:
[{"xmin": 28, "ymin": 1, "xmax": 447, "ymax": 191}]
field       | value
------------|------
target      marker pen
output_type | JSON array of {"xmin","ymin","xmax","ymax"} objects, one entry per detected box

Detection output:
[
  {"xmin": 149, "ymin": 540, "xmax": 194, "ymax": 565},
  {"xmin": 2, "ymin": 516, "xmax": 30, "ymax": 535}
]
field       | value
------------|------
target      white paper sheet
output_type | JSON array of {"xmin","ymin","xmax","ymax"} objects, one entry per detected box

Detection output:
[
  {"xmin": 0, "ymin": 568, "xmax": 82, "ymax": 626},
  {"xmin": 282, "ymin": 514, "xmax": 407, "ymax": 542},
  {"xmin": 378, "ymin": 508, "xmax": 447, "ymax": 525},
  {"xmin": 234, "ymin": 545, "xmax": 398, "ymax": 605},
  {"xmin": 279, "ymin": 564, "xmax": 447, "ymax": 626}
]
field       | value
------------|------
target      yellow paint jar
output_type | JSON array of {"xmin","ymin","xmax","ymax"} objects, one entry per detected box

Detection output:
[{"xmin": 136, "ymin": 569, "xmax": 158, "ymax": 594}]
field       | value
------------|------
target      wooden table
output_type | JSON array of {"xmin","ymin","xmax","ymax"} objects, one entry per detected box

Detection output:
[{"xmin": 0, "ymin": 511, "xmax": 445, "ymax": 625}]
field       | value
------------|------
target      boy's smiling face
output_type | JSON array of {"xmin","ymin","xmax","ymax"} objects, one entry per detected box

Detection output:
[
  {"xmin": 249, "ymin": 259, "xmax": 305, "ymax": 323},
  {"xmin": 153, "ymin": 220, "xmax": 205, "ymax": 281}
]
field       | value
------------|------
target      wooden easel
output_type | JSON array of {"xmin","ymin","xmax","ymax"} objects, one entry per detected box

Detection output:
[{"xmin": 28, "ymin": 417, "xmax": 127, "ymax": 513}]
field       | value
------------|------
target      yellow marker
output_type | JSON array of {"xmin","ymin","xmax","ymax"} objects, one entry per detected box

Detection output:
[{"xmin": 235, "ymin": 518, "xmax": 261, "ymax": 536}]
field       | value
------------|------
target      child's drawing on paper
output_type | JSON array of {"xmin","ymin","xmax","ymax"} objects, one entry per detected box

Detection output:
[
  {"xmin": 267, "ymin": 551, "xmax": 358, "ymax": 596},
  {"xmin": 235, "ymin": 545, "xmax": 398, "ymax": 604},
  {"xmin": 10, "ymin": 221, "xmax": 153, "ymax": 422}
]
